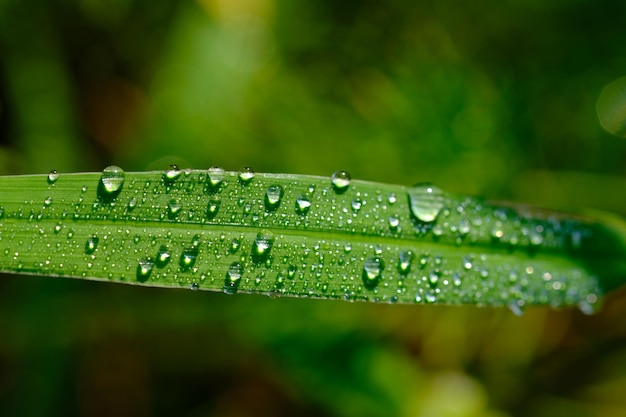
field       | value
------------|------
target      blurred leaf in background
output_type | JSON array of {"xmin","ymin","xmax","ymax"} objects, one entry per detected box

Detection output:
[{"xmin": 1, "ymin": 0, "xmax": 626, "ymax": 416}]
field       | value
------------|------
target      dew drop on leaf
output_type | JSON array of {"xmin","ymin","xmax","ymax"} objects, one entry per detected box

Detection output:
[
  {"xmin": 238, "ymin": 167, "xmax": 255, "ymax": 184},
  {"xmin": 99, "ymin": 165, "xmax": 125, "ymax": 197},
  {"xmin": 136, "ymin": 258, "xmax": 154, "ymax": 283},
  {"xmin": 85, "ymin": 236, "xmax": 99, "ymax": 254},
  {"xmin": 167, "ymin": 199, "xmax": 182, "ymax": 219},
  {"xmin": 397, "ymin": 250, "xmax": 413, "ymax": 275},
  {"xmin": 163, "ymin": 164, "xmax": 182, "ymax": 184},
  {"xmin": 331, "ymin": 170, "xmax": 351, "ymax": 193},
  {"xmin": 251, "ymin": 231, "xmax": 274, "ymax": 263},
  {"xmin": 47, "ymin": 170, "xmax": 59, "ymax": 184},
  {"xmin": 295, "ymin": 195, "xmax": 311, "ymax": 215},
  {"xmin": 265, "ymin": 185, "xmax": 284, "ymax": 211},
  {"xmin": 179, "ymin": 245, "xmax": 199, "ymax": 271},
  {"xmin": 408, "ymin": 183, "xmax": 444, "ymax": 223},
  {"xmin": 362, "ymin": 256, "xmax": 384, "ymax": 289},
  {"xmin": 224, "ymin": 262, "xmax": 243, "ymax": 294},
  {"xmin": 155, "ymin": 245, "xmax": 171, "ymax": 268},
  {"xmin": 206, "ymin": 166, "xmax": 225, "ymax": 191},
  {"xmin": 206, "ymin": 198, "xmax": 221, "ymax": 220}
]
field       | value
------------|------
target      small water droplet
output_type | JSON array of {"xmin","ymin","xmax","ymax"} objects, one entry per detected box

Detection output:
[
  {"xmin": 351, "ymin": 198, "xmax": 362, "ymax": 212},
  {"xmin": 295, "ymin": 195, "xmax": 311, "ymax": 215},
  {"xmin": 229, "ymin": 238, "xmax": 241, "ymax": 253},
  {"xmin": 47, "ymin": 170, "xmax": 59, "ymax": 184},
  {"xmin": 163, "ymin": 165, "xmax": 182, "ymax": 184},
  {"xmin": 43, "ymin": 196, "xmax": 53, "ymax": 206},
  {"xmin": 362, "ymin": 257, "xmax": 384, "ymax": 289},
  {"xmin": 251, "ymin": 231, "xmax": 274, "ymax": 263},
  {"xmin": 408, "ymin": 183, "xmax": 444, "ymax": 223},
  {"xmin": 127, "ymin": 197, "xmax": 137, "ymax": 210},
  {"xmin": 167, "ymin": 199, "xmax": 182, "ymax": 219},
  {"xmin": 136, "ymin": 258, "xmax": 154, "ymax": 282},
  {"xmin": 85, "ymin": 236, "xmax": 99, "ymax": 254},
  {"xmin": 179, "ymin": 245, "xmax": 199, "ymax": 271},
  {"xmin": 206, "ymin": 198, "xmax": 221, "ymax": 220},
  {"xmin": 331, "ymin": 170, "xmax": 351, "ymax": 193},
  {"xmin": 156, "ymin": 245, "xmax": 171, "ymax": 268},
  {"xmin": 224, "ymin": 262, "xmax": 243, "ymax": 294},
  {"xmin": 287, "ymin": 264, "xmax": 297, "ymax": 279},
  {"xmin": 53, "ymin": 223, "xmax": 62, "ymax": 234},
  {"xmin": 238, "ymin": 167, "xmax": 255, "ymax": 184},
  {"xmin": 397, "ymin": 250, "xmax": 413, "ymax": 275},
  {"xmin": 265, "ymin": 185, "xmax": 284, "ymax": 211},
  {"xmin": 99, "ymin": 165, "xmax": 125, "ymax": 197},
  {"xmin": 508, "ymin": 300, "xmax": 526, "ymax": 317}
]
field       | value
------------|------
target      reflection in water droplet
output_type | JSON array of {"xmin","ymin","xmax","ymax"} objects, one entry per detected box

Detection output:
[
  {"xmin": 408, "ymin": 183, "xmax": 444, "ymax": 223},
  {"xmin": 362, "ymin": 257, "xmax": 384, "ymax": 289},
  {"xmin": 295, "ymin": 195, "xmax": 311, "ymax": 215},
  {"xmin": 331, "ymin": 170, "xmax": 351, "ymax": 193},
  {"xmin": 251, "ymin": 231, "xmax": 274, "ymax": 263},
  {"xmin": 224, "ymin": 262, "xmax": 243, "ymax": 294},
  {"xmin": 265, "ymin": 185, "xmax": 284, "ymax": 211},
  {"xmin": 136, "ymin": 258, "xmax": 154, "ymax": 282},
  {"xmin": 99, "ymin": 165, "xmax": 125, "ymax": 197},
  {"xmin": 238, "ymin": 167, "xmax": 255, "ymax": 184},
  {"xmin": 85, "ymin": 236, "xmax": 99, "ymax": 254},
  {"xmin": 156, "ymin": 245, "xmax": 171, "ymax": 268},
  {"xmin": 47, "ymin": 170, "xmax": 59, "ymax": 184}
]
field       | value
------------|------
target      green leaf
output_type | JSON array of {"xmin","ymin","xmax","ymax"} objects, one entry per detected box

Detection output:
[{"xmin": 0, "ymin": 166, "xmax": 623, "ymax": 313}]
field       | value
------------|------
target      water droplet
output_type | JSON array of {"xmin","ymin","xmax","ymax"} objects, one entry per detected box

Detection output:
[
  {"xmin": 579, "ymin": 293, "xmax": 599, "ymax": 315},
  {"xmin": 238, "ymin": 167, "xmax": 255, "ymax": 184},
  {"xmin": 387, "ymin": 193, "xmax": 397, "ymax": 204},
  {"xmin": 136, "ymin": 258, "xmax": 154, "ymax": 283},
  {"xmin": 229, "ymin": 238, "xmax": 241, "ymax": 253},
  {"xmin": 428, "ymin": 271, "xmax": 440, "ymax": 286},
  {"xmin": 408, "ymin": 183, "xmax": 444, "ymax": 223},
  {"xmin": 351, "ymin": 198, "xmax": 362, "ymax": 212},
  {"xmin": 163, "ymin": 165, "xmax": 182, "ymax": 184},
  {"xmin": 251, "ymin": 231, "xmax": 274, "ymax": 263},
  {"xmin": 388, "ymin": 215, "xmax": 400, "ymax": 230},
  {"xmin": 190, "ymin": 282, "xmax": 200, "ymax": 291},
  {"xmin": 128, "ymin": 197, "xmax": 137, "ymax": 210},
  {"xmin": 43, "ymin": 196, "xmax": 53, "ymax": 206},
  {"xmin": 362, "ymin": 257, "xmax": 384, "ymax": 289},
  {"xmin": 53, "ymin": 223, "xmax": 62, "ymax": 234},
  {"xmin": 287, "ymin": 264, "xmax": 297, "ymax": 279},
  {"xmin": 397, "ymin": 250, "xmax": 413, "ymax": 275},
  {"xmin": 179, "ymin": 245, "xmax": 199, "ymax": 271},
  {"xmin": 47, "ymin": 170, "xmax": 59, "ymax": 184},
  {"xmin": 330, "ymin": 170, "xmax": 351, "ymax": 193},
  {"xmin": 155, "ymin": 245, "xmax": 171, "ymax": 267},
  {"xmin": 206, "ymin": 198, "xmax": 221, "ymax": 220},
  {"xmin": 224, "ymin": 262, "xmax": 243, "ymax": 294},
  {"xmin": 508, "ymin": 300, "xmax": 526, "ymax": 317},
  {"xmin": 265, "ymin": 185, "xmax": 284, "ymax": 211},
  {"xmin": 99, "ymin": 165, "xmax": 125, "ymax": 197},
  {"xmin": 295, "ymin": 195, "xmax": 311, "ymax": 215},
  {"xmin": 167, "ymin": 199, "xmax": 182, "ymax": 219},
  {"xmin": 85, "ymin": 236, "xmax": 99, "ymax": 254},
  {"xmin": 206, "ymin": 166, "xmax": 225, "ymax": 192}
]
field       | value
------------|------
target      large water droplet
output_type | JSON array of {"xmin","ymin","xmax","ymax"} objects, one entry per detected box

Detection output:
[
  {"xmin": 99, "ymin": 165, "xmax": 125, "ymax": 198},
  {"xmin": 163, "ymin": 165, "xmax": 182, "ymax": 184},
  {"xmin": 224, "ymin": 262, "xmax": 243, "ymax": 294},
  {"xmin": 251, "ymin": 231, "xmax": 274, "ymax": 263},
  {"xmin": 136, "ymin": 258, "xmax": 154, "ymax": 283},
  {"xmin": 167, "ymin": 199, "xmax": 182, "ymax": 219},
  {"xmin": 179, "ymin": 245, "xmax": 199, "ymax": 271},
  {"xmin": 265, "ymin": 185, "xmax": 284, "ymax": 211},
  {"xmin": 206, "ymin": 166, "xmax": 225, "ymax": 192},
  {"xmin": 85, "ymin": 236, "xmax": 99, "ymax": 254},
  {"xmin": 295, "ymin": 195, "xmax": 312, "ymax": 215},
  {"xmin": 331, "ymin": 170, "xmax": 351, "ymax": 193},
  {"xmin": 362, "ymin": 257, "xmax": 384, "ymax": 289},
  {"xmin": 155, "ymin": 245, "xmax": 171, "ymax": 268},
  {"xmin": 397, "ymin": 250, "xmax": 413, "ymax": 275},
  {"xmin": 408, "ymin": 183, "xmax": 444, "ymax": 223},
  {"xmin": 238, "ymin": 167, "xmax": 255, "ymax": 184},
  {"xmin": 47, "ymin": 170, "xmax": 59, "ymax": 184},
  {"xmin": 206, "ymin": 198, "xmax": 221, "ymax": 220}
]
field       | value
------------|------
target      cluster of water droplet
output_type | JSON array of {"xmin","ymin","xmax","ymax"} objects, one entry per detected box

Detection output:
[{"xmin": 0, "ymin": 165, "xmax": 603, "ymax": 313}]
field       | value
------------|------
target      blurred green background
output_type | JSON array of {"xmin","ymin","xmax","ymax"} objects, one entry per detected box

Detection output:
[{"xmin": 1, "ymin": 0, "xmax": 626, "ymax": 416}]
